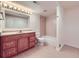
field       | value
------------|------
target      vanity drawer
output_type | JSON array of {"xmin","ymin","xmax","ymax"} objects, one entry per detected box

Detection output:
[
  {"xmin": 3, "ymin": 40, "xmax": 17, "ymax": 49},
  {"xmin": 29, "ymin": 36, "xmax": 36, "ymax": 42},
  {"xmin": 30, "ymin": 41, "xmax": 35, "ymax": 48},
  {"xmin": 1, "ymin": 35, "xmax": 18, "ymax": 42},
  {"xmin": 2, "ymin": 47, "xmax": 17, "ymax": 58}
]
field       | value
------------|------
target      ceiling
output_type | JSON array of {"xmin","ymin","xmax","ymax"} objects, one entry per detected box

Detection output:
[
  {"xmin": 14, "ymin": 1, "xmax": 79, "ymax": 17},
  {"xmin": 14, "ymin": 1, "xmax": 56, "ymax": 17}
]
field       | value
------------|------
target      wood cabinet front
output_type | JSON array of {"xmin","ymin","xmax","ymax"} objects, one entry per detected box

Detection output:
[
  {"xmin": 3, "ymin": 40, "xmax": 17, "ymax": 49},
  {"xmin": 0, "ymin": 32, "xmax": 37, "ymax": 58},
  {"xmin": 18, "ymin": 37, "xmax": 29, "ymax": 53},
  {"xmin": 2, "ymin": 47, "xmax": 17, "ymax": 58}
]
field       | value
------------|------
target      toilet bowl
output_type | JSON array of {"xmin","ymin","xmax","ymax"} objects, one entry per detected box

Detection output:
[{"xmin": 37, "ymin": 36, "xmax": 57, "ymax": 47}]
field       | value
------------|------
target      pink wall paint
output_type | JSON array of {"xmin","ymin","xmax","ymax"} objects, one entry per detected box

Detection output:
[
  {"xmin": 63, "ymin": 7, "xmax": 79, "ymax": 48},
  {"xmin": 46, "ymin": 14, "xmax": 56, "ymax": 37},
  {"xmin": 40, "ymin": 15, "xmax": 46, "ymax": 36}
]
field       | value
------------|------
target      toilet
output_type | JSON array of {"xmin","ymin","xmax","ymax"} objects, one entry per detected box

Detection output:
[
  {"xmin": 36, "ymin": 33, "xmax": 46, "ymax": 46},
  {"xmin": 36, "ymin": 34, "xmax": 56, "ymax": 47}
]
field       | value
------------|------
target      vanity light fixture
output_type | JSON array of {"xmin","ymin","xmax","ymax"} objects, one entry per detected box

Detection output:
[
  {"xmin": 26, "ymin": 11, "xmax": 31, "ymax": 15},
  {"xmin": 3, "ymin": 3, "xmax": 8, "ymax": 8},
  {"xmin": 18, "ymin": 8, "xmax": 21, "ymax": 11},
  {"xmin": 27, "ymin": 11, "xmax": 30, "ymax": 14},
  {"xmin": 30, "ymin": 12, "xmax": 32, "ymax": 15},
  {"xmin": 1, "ymin": 2, "xmax": 32, "ymax": 15},
  {"xmin": 9, "ymin": 5, "xmax": 13, "ymax": 9},
  {"xmin": 14, "ymin": 7, "xmax": 17, "ymax": 10},
  {"xmin": 28, "ymin": 12, "xmax": 32, "ymax": 15},
  {"xmin": 22, "ymin": 9, "xmax": 24, "ymax": 12},
  {"xmin": 21, "ymin": 10, "xmax": 25, "ymax": 13}
]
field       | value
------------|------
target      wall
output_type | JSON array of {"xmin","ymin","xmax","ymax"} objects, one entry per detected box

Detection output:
[
  {"xmin": 0, "ymin": 20, "xmax": 4, "ymax": 32},
  {"xmin": 40, "ymin": 15, "xmax": 46, "ymax": 36},
  {"xmin": 46, "ymin": 14, "xmax": 56, "ymax": 37},
  {"xmin": 63, "ymin": 7, "xmax": 79, "ymax": 48},
  {"xmin": 29, "ymin": 13, "xmax": 40, "ymax": 37}
]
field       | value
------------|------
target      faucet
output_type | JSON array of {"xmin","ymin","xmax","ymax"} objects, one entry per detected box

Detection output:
[{"xmin": 19, "ymin": 30, "xmax": 22, "ymax": 33}]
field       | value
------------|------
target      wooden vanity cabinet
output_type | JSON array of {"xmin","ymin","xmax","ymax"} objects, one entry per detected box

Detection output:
[
  {"xmin": 29, "ymin": 36, "xmax": 36, "ymax": 48},
  {"xmin": 0, "ymin": 35, "xmax": 18, "ymax": 58},
  {"xmin": 17, "ymin": 34, "xmax": 29, "ymax": 53},
  {"xmin": 0, "ymin": 32, "xmax": 37, "ymax": 58}
]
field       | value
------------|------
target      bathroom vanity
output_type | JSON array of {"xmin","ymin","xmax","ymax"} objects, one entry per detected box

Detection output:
[
  {"xmin": 0, "ymin": 32, "xmax": 37, "ymax": 58},
  {"xmin": 0, "ymin": 2, "xmax": 38, "ymax": 58}
]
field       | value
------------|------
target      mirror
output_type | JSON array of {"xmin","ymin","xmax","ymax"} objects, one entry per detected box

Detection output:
[{"xmin": 5, "ymin": 13, "xmax": 30, "ymax": 29}]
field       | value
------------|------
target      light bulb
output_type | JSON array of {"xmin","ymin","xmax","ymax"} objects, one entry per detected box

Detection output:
[
  {"xmin": 22, "ymin": 9, "xmax": 24, "ymax": 12},
  {"xmin": 27, "ymin": 11, "xmax": 30, "ymax": 14},
  {"xmin": 30, "ymin": 12, "xmax": 32, "ymax": 15},
  {"xmin": 9, "ymin": 5, "xmax": 13, "ymax": 9},
  {"xmin": 18, "ymin": 8, "xmax": 21, "ymax": 11},
  {"xmin": 14, "ymin": 7, "xmax": 17, "ymax": 10}
]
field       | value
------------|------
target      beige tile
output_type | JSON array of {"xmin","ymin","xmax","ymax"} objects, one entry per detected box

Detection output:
[{"xmin": 14, "ymin": 45, "xmax": 79, "ymax": 58}]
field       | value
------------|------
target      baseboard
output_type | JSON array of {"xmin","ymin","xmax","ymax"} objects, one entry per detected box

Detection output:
[{"xmin": 64, "ymin": 42, "xmax": 79, "ymax": 49}]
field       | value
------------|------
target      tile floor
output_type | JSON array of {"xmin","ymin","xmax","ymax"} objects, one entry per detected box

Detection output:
[{"xmin": 14, "ymin": 45, "xmax": 79, "ymax": 58}]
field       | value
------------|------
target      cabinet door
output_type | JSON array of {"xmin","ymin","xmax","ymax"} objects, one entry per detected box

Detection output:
[
  {"xmin": 2, "ymin": 47, "xmax": 17, "ymax": 58},
  {"xmin": 18, "ymin": 37, "xmax": 28, "ymax": 52}
]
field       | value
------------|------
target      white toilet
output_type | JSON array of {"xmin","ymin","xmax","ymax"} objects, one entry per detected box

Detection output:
[
  {"xmin": 37, "ymin": 35, "xmax": 56, "ymax": 47},
  {"xmin": 37, "ymin": 37, "xmax": 46, "ymax": 46}
]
